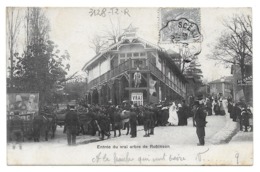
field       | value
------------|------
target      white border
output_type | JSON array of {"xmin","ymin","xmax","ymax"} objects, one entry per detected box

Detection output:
[{"xmin": 1, "ymin": 0, "xmax": 259, "ymax": 172}]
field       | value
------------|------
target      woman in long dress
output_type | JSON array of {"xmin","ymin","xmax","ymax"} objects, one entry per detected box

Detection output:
[{"xmin": 168, "ymin": 102, "xmax": 179, "ymax": 126}]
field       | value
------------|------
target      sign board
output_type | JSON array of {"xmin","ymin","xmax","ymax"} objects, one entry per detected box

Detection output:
[
  {"xmin": 131, "ymin": 92, "xmax": 143, "ymax": 106},
  {"xmin": 7, "ymin": 93, "xmax": 39, "ymax": 117},
  {"xmin": 237, "ymin": 76, "xmax": 252, "ymax": 86}
]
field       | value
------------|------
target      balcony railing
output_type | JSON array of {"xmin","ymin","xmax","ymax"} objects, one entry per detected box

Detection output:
[
  {"xmin": 148, "ymin": 62, "xmax": 186, "ymax": 98},
  {"xmin": 88, "ymin": 59, "xmax": 132, "ymax": 89},
  {"xmin": 87, "ymin": 58, "xmax": 186, "ymax": 98}
]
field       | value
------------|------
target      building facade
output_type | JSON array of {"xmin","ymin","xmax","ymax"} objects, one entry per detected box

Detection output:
[
  {"xmin": 208, "ymin": 76, "xmax": 233, "ymax": 98},
  {"xmin": 232, "ymin": 64, "xmax": 252, "ymax": 103},
  {"xmin": 82, "ymin": 28, "xmax": 187, "ymax": 105}
]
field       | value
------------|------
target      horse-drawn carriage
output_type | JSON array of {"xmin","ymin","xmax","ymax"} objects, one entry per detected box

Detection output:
[
  {"xmin": 7, "ymin": 113, "xmax": 34, "ymax": 141},
  {"xmin": 77, "ymin": 107, "xmax": 99, "ymax": 135},
  {"xmin": 7, "ymin": 110, "xmax": 57, "ymax": 142}
]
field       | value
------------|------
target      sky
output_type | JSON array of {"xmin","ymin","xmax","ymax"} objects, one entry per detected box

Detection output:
[{"xmin": 10, "ymin": 7, "xmax": 252, "ymax": 82}]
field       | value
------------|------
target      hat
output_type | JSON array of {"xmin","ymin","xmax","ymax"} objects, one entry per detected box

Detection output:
[
  {"xmin": 193, "ymin": 101, "xmax": 199, "ymax": 106},
  {"xmin": 69, "ymin": 105, "xmax": 76, "ymax": 110},
  {"xmin": 14, "ymin": 111, "xmax": 20, "ymax": 115},
  {"xmin": 196, "ymin": 95, "xmax": 203, "ymax": 101}
]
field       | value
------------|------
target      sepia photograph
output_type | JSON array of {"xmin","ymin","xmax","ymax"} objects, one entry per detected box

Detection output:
[{"xmin": 5, "ymin": 5, "xmax": 253, "ymax": 166}]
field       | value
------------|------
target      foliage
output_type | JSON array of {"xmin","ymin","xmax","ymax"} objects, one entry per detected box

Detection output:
[
  {"xmin": 11, "ymin": 40, "xmax": 70, "ymax": 105},
  {"xmin": 7, "ymin": 7, "xmax": 70, "ymax": 108},
  {"xmin": 184, "ymin": 56, "xmax": 203, "ymax": 94},
  {"xmin": 63, "ymin": 80, "xmax": 87, "ymax": 102}
]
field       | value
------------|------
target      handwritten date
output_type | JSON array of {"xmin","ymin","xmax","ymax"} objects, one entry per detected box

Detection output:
[{"xmin": 89, "ymin": 8, "xmax": 131, "ymax": 17}]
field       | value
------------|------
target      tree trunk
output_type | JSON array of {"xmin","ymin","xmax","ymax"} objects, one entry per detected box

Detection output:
[{"xmin": 240, "ymin": 61, "xmax": 248, "ymax": 103}]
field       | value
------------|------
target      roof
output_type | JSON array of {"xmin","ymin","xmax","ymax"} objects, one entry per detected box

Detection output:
[
  {"xmin": 81, "ymin": 36, "xmax": 187, "ymax": 82},
  {"xmin": 209, "ymin": 76, "xmax": 234, "ymax": 84},
  {"xmin": 81, "ymin": 37, "xmax": 162, "ymax": 71}
]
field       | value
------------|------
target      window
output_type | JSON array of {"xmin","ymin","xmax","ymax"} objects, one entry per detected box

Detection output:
[
  {"xmin": 127, "ymin": 53, "xmax": 132, "ymax": 57},
  {"xmin": 133, "ymin": 52, "xmax": 139, "ymax": 57},
  {"xmin": 120, "ymin": 53, "xmax": 125, "ymax": 58},
  {"xmin": 140, "ymin": 52, "xmax": 146, "ymax": 56}
]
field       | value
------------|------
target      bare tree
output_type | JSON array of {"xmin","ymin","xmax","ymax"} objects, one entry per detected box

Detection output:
[
  {"xmin": 89, "ymin": 18, "xmax": 126, "ymax": 54},
  {"xmin": 208, "ymin": 14, "xmax": 252, "ymax": 101},
  {"xmin": 89, "ymin": 35, "xmax": 108, "ymax": 55},
  {"xmin": 25, "ymin": 7, "xmax": 50, "ymax": 47},
  {"xmin": 105, "ymin": 17, "xmax": 123, "ymax": 44},
  {"xmin": 208, "ymin": 14, "xmax": 252, "ymax": 66},
  {"xmin": 7, "ymin": 8, "xmax": 22, "ymax": 88}
]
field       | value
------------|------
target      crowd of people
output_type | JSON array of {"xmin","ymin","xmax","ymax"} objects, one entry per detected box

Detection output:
[
  {"xmin": 227, "ymin": 99, "xmax": 253, "ymax": 132},
  {"xmin": 8, "ymin": 95, "xmax": 253, "ymax": 148},
  {"xmin": 63, "ymin": 99, "xmax": 200, "ymax": 146},
  {"xmin": 67, "ymin": 95, "xmax": 253, "ymax": 145}
]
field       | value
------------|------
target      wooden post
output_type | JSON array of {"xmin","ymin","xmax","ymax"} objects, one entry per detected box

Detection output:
[
  {"xmin": 108, "ymin": 80, "xmax": 114, "ymax": 104},
  {"xmin": 106, "ymin": 84, "xmax": 109, "ymax": 104},
  {"xmin": 97, "ymin": 87, "xmax": 102, "ymax": 105},
  {"xmin": 90, "ymin": 91, "xmax": 93, "ymax": 104},
  {"xmin": 129, "ymin": 72, "xmax": 132, "ymax": 101},
  {"xmin": 147, "ymin": 73, "xmax": 150, "ymax": 104},
  {"xmin": 118, "ymin": 79, "xmax": 122, "ymax": 104}
]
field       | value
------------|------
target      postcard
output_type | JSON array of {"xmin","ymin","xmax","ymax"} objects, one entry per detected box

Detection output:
[{"xmin": 6, "ymin": 7, "xmax": 253, "ymax": 165}]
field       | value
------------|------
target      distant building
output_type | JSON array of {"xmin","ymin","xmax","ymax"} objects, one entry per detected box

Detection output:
[
  {"xmin": 82, "ymin": 25, "xmax": 187, "ymax": 105},
  {"xmin": 208, "ymin": 76, "xmax": 233, "ymax": 98}
]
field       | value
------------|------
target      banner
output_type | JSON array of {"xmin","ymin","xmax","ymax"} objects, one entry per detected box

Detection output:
[
  {"xmin": 149, "ymin": 78, "xmax": 157, "ymax": 95},
  {"xmin": 7, "ymin": 93, "xmax": 39, "ymax": 116},
  {"xmin": 131, "ymin": 92, "xmax": 143, "ymax": 106}
]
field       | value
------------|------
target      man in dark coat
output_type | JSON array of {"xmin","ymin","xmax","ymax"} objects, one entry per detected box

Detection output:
[
  {"xmin": 161, "ymin": 105, "xmax": 169, "ymax": 126},
  {"xmin": 206, "ymin": 98, "xmax": 213, "ymax": 116},
  {"xmin": 150, "ymin": 107, "xmax": 156, "ymax": 135},
  {"xmin": 143, "ymin": 107, "xmax": 151, "ymax": 137},
  {"xmin": 234, "ymin": 104, "xmax": 242, "ymax": 130},
  {"xmin": 194, "ymin": 97, "xmax": 207, "ymax": 146},
  {"xmin": 181, "ymin": 100, "xmax": 189, "ymax": 125},
  {"xmin": 64, "ymin": 105, "xmax": 79, "ymax": 146},
  {"xmin": 241, "ymin": 107, "xmax": 250, "ymax": 132},
  {"xmin": 129, "ymin": 107, "xmax": 137, "ymax": 138},
  {"xmin": 155, "ymin": 105, "xmax": 163, "ymax": 126},
  {"xmin": 228, "ymin": 101, "xmax": 234, "ymax": 119}
]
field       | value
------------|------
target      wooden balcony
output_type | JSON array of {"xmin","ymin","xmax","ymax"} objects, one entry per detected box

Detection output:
[{"xmin": 87, "ymin": 58, "xmax": 186, "ymax": 98}]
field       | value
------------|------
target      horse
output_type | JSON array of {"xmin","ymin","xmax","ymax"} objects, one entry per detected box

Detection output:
[
  {"xmin": 95, "ymin": 112, "xmax": 111, "ymax": 140},
  {"xmin": 110, "ymin": 108, "xmax": 123, "ymax": 137},
  {"xmin": 44, "ymin": 113, "xmax": 57, "ymax": 139},
  {"xmin": 32, "ymin": 113, "xmax": 55, "ymax": 142}
]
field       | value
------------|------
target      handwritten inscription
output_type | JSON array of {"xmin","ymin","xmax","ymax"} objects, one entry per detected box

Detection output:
[
  {"xmin": 235, "ymin": 152, "xmax": 239, "ymax": 165},
  {"xmin": 91, "ymin": 147, "xmax": 246, "ymax": 165},
  {"xmin": 89, "ymin": 8, "xmax": 131, "ymax": 17},
  {"xmin": 196, "ymin": 148, "xmax": 209, "ymax": 162},
  {"xmin": 92, "ymin": 152, "xmax": 186, "ymax": 164}
]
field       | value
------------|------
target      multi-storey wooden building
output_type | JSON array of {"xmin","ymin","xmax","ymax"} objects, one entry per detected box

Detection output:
[{"xmin": 82, "ymin": 26, "xmax": 187, "ymax": 105}]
